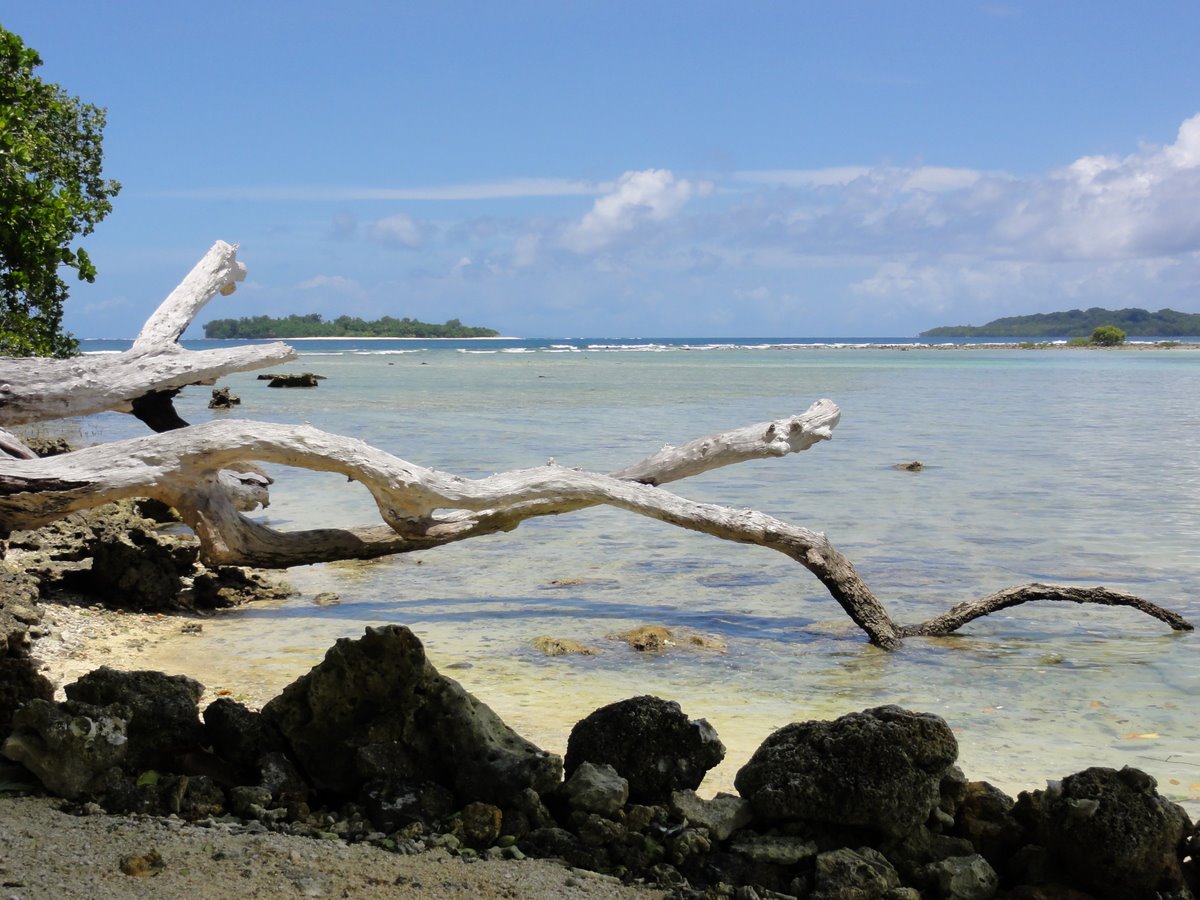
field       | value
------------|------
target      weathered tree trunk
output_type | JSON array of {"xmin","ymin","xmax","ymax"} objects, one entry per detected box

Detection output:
[
  {"xmin": 0, "ymin": 243, "xmax": 1191, "ymax": 648},
  {"xmin": 0, "ymin": 242, "xmax": 294, "ymax": 427}
]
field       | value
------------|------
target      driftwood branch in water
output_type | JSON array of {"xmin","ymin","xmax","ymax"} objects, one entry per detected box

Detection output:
[
  {"xmin": 0, "ymin": 243, "xmax": 1191, "ymax": 648},
  {"xmin": 900, "ymin": 583, "xmax": 1194, "ymax": 636},
  {"xmin": 0, "ymin": 414, "xmax": 1191, "ymax": 648},
  {"xmin": 0, "ymin": 242, "xmax": 295, "ymax": 427}
]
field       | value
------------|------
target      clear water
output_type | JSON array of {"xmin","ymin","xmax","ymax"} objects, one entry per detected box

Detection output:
[{"xmin": 74, "ymin": 341, "xmax": 1200, "ymax": 811}]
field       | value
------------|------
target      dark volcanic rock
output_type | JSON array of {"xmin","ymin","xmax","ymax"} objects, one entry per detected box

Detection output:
[
  {"xmin": 85, "ymin": 525, "xmax": 198, "ymax": 609},
  {"xmin": 267, "ymin": 373, "xmax": 322, "ymax": 387},
  {"xmin": 734, "ymin": 705, "xmax": 958, "ymax": 838},
  {"xmin": 208, "ymin": 386, "xmax": 241, "ymax": 409},
  {"xmin": 564, "ymin": 695, "xmax": 725, "ymax": 802},
  {"xmin": 65, "ymin": 667, "xmax": 204, "ymax": 770},
  {"xmin": 260, "ymin": 624, "xmax": 561, "ymax": 806},
  {"xmin": 1014, "ymin": 766, "xmax": 1191, "ymax": 900},
  {"xmin": 203, "ymin": 698, "xmax": 286, "ymax": 779},
  {"xmin": 0, "ymin": 568, "xmax": 41, "ymax": 656},
  {"xmin": 0, "ymin": 657, "xmax": 54, "ymax": 742},
  {"xmin": 2, "ymin": 698, "xmax": 129, "ymax": 798}
]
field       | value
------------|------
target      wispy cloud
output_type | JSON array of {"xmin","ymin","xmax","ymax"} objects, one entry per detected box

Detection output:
[
  {"xmin": 368, "ymin": 212, "xmax": 432, "ymax": 249},
  {"xmin": 298, "ymin": 274, "xmax": 363, "ymax": 294},
  {"xmin": 155, "ymin": 178, "xmax": 604, "ymax": 202}
]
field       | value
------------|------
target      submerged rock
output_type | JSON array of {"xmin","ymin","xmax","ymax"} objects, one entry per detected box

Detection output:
[
  {"xmin": 208, "ymin": 386, "xmax": 241, "ymax": 409},
  {"xmin": 564, "ymin": 695, "xmax": 725, "ymax": 802},
  {"xmin": 266, "ymin": 373, "xmax": 323, "ymax": 387},
  {"xmin": 734, "ymin": 705, "xmax": 958, "ymax": 838},
  {"xmin": 261, "ymin": 624, "xmax": 561, "ymax": 806},
  {"xmin": 531, "ymin": 635, "xmax": 597, "ymax": 656}
]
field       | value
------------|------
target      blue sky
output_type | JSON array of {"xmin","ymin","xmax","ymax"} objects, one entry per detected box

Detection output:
[{"xmin": 6, "ymin": 2, "xmax": 1200, "ymax": 338}]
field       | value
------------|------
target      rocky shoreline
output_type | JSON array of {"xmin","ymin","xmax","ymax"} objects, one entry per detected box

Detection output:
[{"xmin": 2, "ymin": 506, "xmax": 1198, "ymax": 898}]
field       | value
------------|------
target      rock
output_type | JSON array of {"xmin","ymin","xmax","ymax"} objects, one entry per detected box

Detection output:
[
  {"xmin": 952, "ymin": 781, "xmax": 1024, "ymax": 869},
  {"xmin": 734, "ymin": 706, "xmax": 958, "ymax": 838},
  {"xmin": 260, "ymin": 625, "xmax": 561, "ymax": 806},
  {"xmin": 203, "ymin": 698, "xmax": 285, "ymax": 779},
  {"xmin": 190, "ymin": 565, "xmax": 292, "ymax": 609},
  {"xmin": 455, "ymin": 801, "xmax": 503, "ymax": 848},
  {"xmin": 521, "ymin": 826, "xmax": 582, "ymax": 861},
  {"xmin": 728, "ymin": 833, "xmax": 818, "ymax": 866},
  {"xmin": 1014, "ymin": 766, "xmax": 1192, "ymax": 900},
  {"xmin": 894, "ymin": 460, "xmax": 925, "ymax": 471},
  {"xmin": 811, "ymin": 847, "xmax": 902, "ymax": 900},
  {"xmin": 2, "ymin": 698, "xmax": 128, "ymax": 798},
  {"xmin": 565, "ymin": 695, "xmax": 725, "ymax": 802},
  {"xmin": 207, "ymin": 386, "xmax": 241, "ymax": 409},
  {"xmin": 922, "ymin": 854, "xmax": 998, "ymax": 900},
  {"xmin": 610, "ymin": 625, "xmax": 674, "ymax": 651},
  {"xmin": 531, "ymin": 635, "xmax": 596, "ymax": 656},
  {"xmin": 267, "ymin": 373, "xmax": 323, "ymax": 387},
  {"xmin": 0, "ymin": 656, "xmax": 54, "ymax": 742},
  {"xmin": 561, "ymin": 761, "xmax": 628, "ymax": 816},
  {"xmin": 670, "ymin": 789, "xmax": 753, "ymax": 841},
  {"xmin": 21, "ymin": 435, "xmax": 73, "ymax": 457},
  {"xmin": 501, "ymin": 787, "xmax": 556, "ymax": 838},
  {"xmin": 119, "ymin": 850, "xmax": 165, "ymax": 877},
  {"xmin": 65, "ymin": 667, "xmax": 204, "ymax": 770},
  {"xmin": 0, "ymin": 568, "xmax": 41, "ymax": 656}
]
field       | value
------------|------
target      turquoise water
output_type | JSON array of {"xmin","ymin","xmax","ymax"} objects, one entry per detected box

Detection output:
[{"xmin": 76, "ymin": 340, "xmax": 1200, "ymax": 810}]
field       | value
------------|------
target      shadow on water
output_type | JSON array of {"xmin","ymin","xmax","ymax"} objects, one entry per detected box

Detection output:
[{"xmin": 225, "ymin": 591, "xmax": 826, "ymax": 640}]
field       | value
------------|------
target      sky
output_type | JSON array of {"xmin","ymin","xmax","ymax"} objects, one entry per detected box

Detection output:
[{"xmin": 5, "ymin": 2, "xmax": 1200, "ymax": 339}]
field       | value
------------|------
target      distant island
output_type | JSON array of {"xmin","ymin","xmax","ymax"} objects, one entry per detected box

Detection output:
[
  {"xmin": 203, "ymin": 313, "xmax": 500, "ymax": 339},
  {"xmin": 920, "ymin": 307, "xmax": 1200, "ymax": 338}
]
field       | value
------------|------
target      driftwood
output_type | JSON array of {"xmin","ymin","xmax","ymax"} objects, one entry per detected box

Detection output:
[{"xmin": 0, "ymin": 243, "xmax": 1192, "ymax": 648}]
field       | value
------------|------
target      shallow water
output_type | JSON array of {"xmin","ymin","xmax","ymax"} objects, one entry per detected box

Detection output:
[{"xmin": 79, "ymin": 341, "xmax": 1200, "ymax": 811}]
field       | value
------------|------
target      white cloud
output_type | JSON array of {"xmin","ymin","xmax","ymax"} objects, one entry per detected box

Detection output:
[
  {"xmin": 298, "ymin": 274, "xmax": 362, "ymax": 293},
  {"xmin": 369, "ymin": 213, "xmax": 428, "ymax": 248},
  {"xmin": 156, "ymin": 178, "xmax": 602, "ymax": 202},
  {"xmin": 562, "ymin": 169, "xmax": 706, "ymax": 252}
]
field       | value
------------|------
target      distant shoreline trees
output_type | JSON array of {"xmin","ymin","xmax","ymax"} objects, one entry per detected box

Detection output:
[
  {"xmin": 921, "ymin": 307, "xmax": 1200, "ymax": 338},
  {"xmin": 203, "ymin": 313, "xmax": 501, "ymax": 339}
]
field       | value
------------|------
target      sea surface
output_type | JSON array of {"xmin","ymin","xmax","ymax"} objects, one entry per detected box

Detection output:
[{"xmin": 65, "ymin": 337, "xmax": 1200, "ymax": 811}]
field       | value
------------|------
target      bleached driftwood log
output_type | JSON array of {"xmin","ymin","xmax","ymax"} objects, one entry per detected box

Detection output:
[
  {"xmin": 0, "ymin": 243, "xmax": 1191, "ymax": 648},
  {"xmin": 0, "ymin": 241, "xmax": 295, "ymax": 427}
]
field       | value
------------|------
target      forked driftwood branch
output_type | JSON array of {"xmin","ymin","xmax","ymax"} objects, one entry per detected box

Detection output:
[{"xmin": 0, "ymin": 243, "xmax": 1191, "ymax": 648}]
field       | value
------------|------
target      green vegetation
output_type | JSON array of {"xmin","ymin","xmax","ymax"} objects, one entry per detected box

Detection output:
[
  {"xmin": 1090, "ymin": 325, "xmax": 1126, "ymax": 346},
  {"xmin": 921, "ymin": 307, "xmax": 1200, "ymax": 338},
  {"xmin": 0, "ymin": 27, "xmax": 120, "ymax": 357},
  {"xmin": 203, "ymin": 313, "xmax": 501, "ymax": 339}
]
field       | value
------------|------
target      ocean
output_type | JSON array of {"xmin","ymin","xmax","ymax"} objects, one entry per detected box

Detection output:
[{"xmin": 69, "ymin": 338, "xmax": 1200, "ymax": 811}]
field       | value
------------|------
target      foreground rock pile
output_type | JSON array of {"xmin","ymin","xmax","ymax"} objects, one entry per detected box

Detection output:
[{"xmin": 1, "ymin": 624, "xmax": 1195, "ymax": 899}]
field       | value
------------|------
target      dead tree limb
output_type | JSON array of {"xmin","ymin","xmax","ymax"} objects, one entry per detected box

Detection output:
[
  {"xmin": 0, "ymin": 241, "xmax": 295, "ymax": 428},
  {"xmin": 0, "ymin": 243, "xmax": 1190, "ymax": 648},
  {"xmin": 900, "ymin": 584, "xmax": 1194, "ymax": 636}
]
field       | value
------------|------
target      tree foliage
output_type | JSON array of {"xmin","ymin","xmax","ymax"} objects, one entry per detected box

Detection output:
[
  {"xmin": 921, "ymin": 307, "xmax": 1200, "ymax": 338},
  {"xmin": 1090, "ymin": 325, "xmax": 1126, "ymax": 346},
  {"xmin": 0, "ymin": 27, "xmax": 120, "ymax": 357},
  {"xmin": 203, "ymin": 313, "xmax": 500, "ymax": 339}
]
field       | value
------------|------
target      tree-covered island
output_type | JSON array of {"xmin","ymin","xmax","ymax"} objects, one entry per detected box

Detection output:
[
  {"xmin": 920, "ymin": 307, "xmax": 1200, "ymax": 338},
  {"xmin": 203, "ymin": 313, "xmax": 501, "ymax": 339}
]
